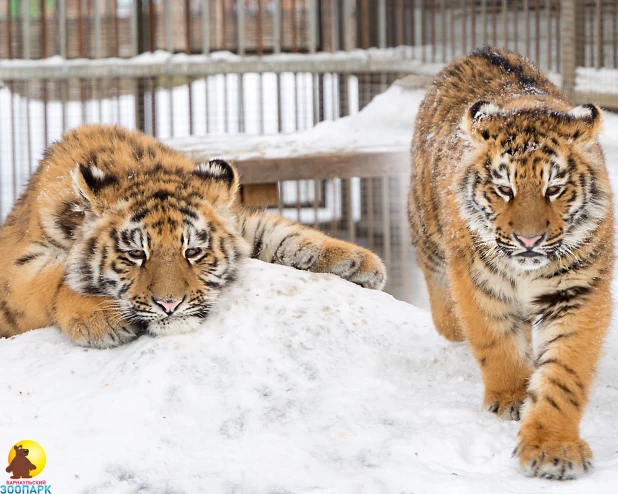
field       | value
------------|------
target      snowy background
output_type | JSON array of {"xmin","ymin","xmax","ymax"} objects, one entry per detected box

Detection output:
[{"xmin": 1, "ymin": 83, "xmax": 618, "ymax": 492}]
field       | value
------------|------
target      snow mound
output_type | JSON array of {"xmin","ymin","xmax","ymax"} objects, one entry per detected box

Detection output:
[{"xmin": 4, "ymin": 260, "xmax": 618, "ymax": 493}]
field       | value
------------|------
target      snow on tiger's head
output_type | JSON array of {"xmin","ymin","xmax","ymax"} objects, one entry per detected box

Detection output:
[
  {"xmin": 457, "ymin": 100, "xmax": 612, "ymax": 271},
  {"xmin": 64, "ymin": 158, "xmax": 250, "ymax": 336}
]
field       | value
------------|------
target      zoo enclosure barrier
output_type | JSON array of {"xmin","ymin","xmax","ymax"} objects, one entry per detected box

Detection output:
[{"xmin": 0, "ymin": 0, "xmax": 616, "ymax": 303}]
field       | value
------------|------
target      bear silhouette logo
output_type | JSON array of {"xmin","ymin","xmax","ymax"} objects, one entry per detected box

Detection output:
[
  {"xmin": 5, "ymin": 440, "xmax": 46, "ymax": 479},
  {"xmin": 6, "ymin": 445, "xmax": 36, "ymax": 479}
]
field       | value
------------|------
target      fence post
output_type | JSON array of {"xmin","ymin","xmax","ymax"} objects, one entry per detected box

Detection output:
[{"xmin": 560, "ymin": 0, "xmax": 576, "ymax": 99}]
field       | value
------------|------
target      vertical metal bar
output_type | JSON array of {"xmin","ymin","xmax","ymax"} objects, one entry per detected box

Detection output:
[
  {"xmin": 312, "ymin": 72, "xmax": 320, "ymax": 125},
  {"xmin": 257, "ymin": 0, "xmax": 263, "ymax": 55},
  {"xmin": 277, "ymin": 74, "xmax": 283, "ymax": 132},
  {"xmin": 329, "ymin": 1, "xmax": 337, "ymax": 51},
  {"xmin": 58, "ymin": 0, "xmax": 66, "ymax": 58},
  {"xmin": 41, "ymin": 0, "xmax": 48, "ymax": 146},
  {"xmin": 366, "ymin": 177, "xmax": 374, "ymax": 251},
  {"xmin": 221, "ymin": 0, "xmax": 227, "ymax": 50},
  {"xmin": 22, "ymin": 0, "xmax": 30, "ymax": 59},
  {"xmin": 471, "ymin": 0, "xmax": 476, "ymax": 50},
  {"xmin": 274, "ymin": 0, "xmax": 282, "ymax": 53},
  {"xmin": 450, "ymin": 2, "xmax": 455, "ymax": 58},
  {"xmin": 277, "ymin": 182, "xmax": 284, "ymax": 216},
  {"xmin": 441, "ymin": 0, "xmax": 447, "ymax": 63},
  {"xmin": 40, "ymin": 0, "xmax": 47, "ymax": 58},
  {"xmin": 202, "ymin": 0, "xmax": 210, "ymax": 55},
  {"xmin": 524, "ymin": 0, "xmax": 529, "ymax": 57},
  {"xmin": 346, "ymin": 179, "xmax": 355, "ymax": 243},
  {"xmin": 292, "ymin": 0, "xmax": 298, "ymax": 52},
  {"xmin": 6, "ymin": 0, "xmax": 11, "ymax": 59},
  {"xmin": 534, "ymin": 0, "xmax": 541, "ymax": 64},
  {"xmin": 186, "ymin": 0, "xmax": 194, "ymax": 135},
  {"xmin": 614, "ymin": 0, "xmax": 618, "ymax": 68},
  {"xmin": 132, "ymin": 0, "xmax": 140, "ymax": 55},
  {"xmin": 296, "ymin": 181, "xmax": 301, "ymax": 222},
  {"xmin": 10, "ymin": 81, "xmax": 16, "ymax": 203},
  {"xmin": 481, "ymin": 0, "xmax": 487, "ymax": 46},
  {"xmin": 331, "ymin": 179, "xmax": 339, "ymax": 237},
  {"xmin": 77, "ymin": 0, "xmax": 85, "ymax": 57},
  {"xmin": 237, "ymin": 0, "xmax": 245, "ymax": 134},
  {"xmin": 238, "ymin": 73, "xmax": 245, "ymax": 133},
  {"xmin": 430, "ymin": 0, "xmax": 436, "ymax": 61},
  {"xmin": 113, "ymin": 0, "xmax": 121, "ymax": 124},
  {"xmin": 148, "ymin": 0, "xmax": 156, "ymax": 51},
  {"xmin": 310, "ymin": 0, "xmax": 318, "ymax": 53},
  {"xmin": 410, "ymin": 0, "xmax": 416, "ymax": 50},
  {"xmin": 313, "ymin": 180, "xmax": 319, "ymax": 230},
  {"xmin": 360, "ymin": 0, "xmax": 369, "ymax": 48},
  {"xmin": 113, "ymin": 0, "xmax": 119, "ymax": 57},
  {"xmin": 397, "ymin": 0, "xmax": 404, "ymax": 47},
  {"xmin": 378, "ymin": 0, "xmax": 387, "ymax": 49},
  {"xmin": 185, "ymin": 0, "xmax": 192, "ymax": 53},
  {"xmin": 94, "ymin": 0, "xmax": 102, "ymax": 57},
  {"xmin": 165, "ymin": 0, "xmax": 173, "ymax": 52},
  {"xmin": 547, "ymin": 0, "xmax": 552, "ymax": 70},
  {"xmin": 381, "ymin": 176, "xmax": 391, "ymax": 282},
  {"xmin": 150, "ymin": 78, "xmax": 157, "ymax": 136},
  {"xmin": 492, "ymin": 0, "xmax": 497, "ymax": 47},
  {"xmin": 502, "ymin": 0, "xmax": 507, "ymax": 48},
  {"xmin": 595, "ymin": 0, "xmax": 603, "ymax": 69},
  {"xmin": 462, "ymin": 0, "xmax": 467, "ymax": 55},
  {"xmin": 513, "ymin": 0, "xmax": 518, "ymax": 53},
  {"xmin": 556, "ymin": 0, "xmax": 560, "ymax": 72},
  {"xmin": 420, "ymin": 0, "xmax": 425, "ymax": 61},
  {"xmin": 561, "ymin": 0, "xmax": 576, "ymax": 97},
  {"xmin": 25, "ymin": 82, "xmax": 33, "ymax": 179}
]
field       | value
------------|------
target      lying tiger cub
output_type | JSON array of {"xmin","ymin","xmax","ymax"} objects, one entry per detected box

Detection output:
[
  {"xmin": 409, "ymin": 47, "xmax": 613, "ymax": 479},
  {"xmin": 0, "ymin": 125, "xmax": 386, "ymax": 348}
]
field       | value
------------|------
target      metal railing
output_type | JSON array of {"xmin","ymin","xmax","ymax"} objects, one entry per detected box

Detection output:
[{"xmin": 0, "ymin": 0, "xmax": 617, "ymax": 303}]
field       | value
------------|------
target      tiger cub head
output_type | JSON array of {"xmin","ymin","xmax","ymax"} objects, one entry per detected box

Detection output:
[
  {"xmin": 459, "ymin": 100, "xmax": 611, "ymax": 271},
  {"xmin": 66, "ymin": 158, "xmax": 250, "ymax": 336}
]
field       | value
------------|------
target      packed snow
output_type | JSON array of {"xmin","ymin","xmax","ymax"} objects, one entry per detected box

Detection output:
[
  {"xmin": 2, "ymin": 92, "xmax": 618, "ymax": 493},
  {"xmin": 168, "ymin": 78, "xmax": 424, "ymax": 162}
]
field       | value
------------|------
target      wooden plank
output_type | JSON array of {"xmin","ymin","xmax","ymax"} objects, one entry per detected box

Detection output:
[
  {"xmin": 241, "ymin": 183, "xmax": 280, "ymax": 207},
  {"xmin": 225, "ymin": 150, "xmax": 410, "ymax": 185}
]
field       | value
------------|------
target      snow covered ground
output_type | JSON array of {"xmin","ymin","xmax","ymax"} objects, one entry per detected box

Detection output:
[{"xmin": 2, "ymin": 94, "xmax": 618, "ymax": 494}]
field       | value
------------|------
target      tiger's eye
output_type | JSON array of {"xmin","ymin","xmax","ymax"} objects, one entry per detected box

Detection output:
[
  {"xmin": 498, "ymin": 185, "xmax": 513, "ymax": 197},
  {"xmin": 127, "ymin": 250, "xmax": 146, "ymax": 260},
  {"xmin": 185, "ymin": 247, "xmax": 203, "ymax": 258},
  {"xmin": 546, "ymin": 185, "xmax": 561, "ymax": 197}
]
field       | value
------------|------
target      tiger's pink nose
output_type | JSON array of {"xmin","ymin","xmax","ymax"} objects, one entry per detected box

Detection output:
[
  {"xmin": 154, "ymin": 298, "xmax": 183, "ymax": 314},
  {"xmin": 515, "ymin": 233, "xmax": 544, "ymax": 249}
]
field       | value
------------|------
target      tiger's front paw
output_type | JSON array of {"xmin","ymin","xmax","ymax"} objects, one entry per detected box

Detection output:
[
  {"xmin": 319, "ymin": 240, "xmax": 387, "ymax": 290},
  {"xmin": 58, "ymin": 307, "xmax": 142, "ymax": 349},
  {"xmin": 515, "ymin": 435, "xmax": 593, "ymax": 480},
  {"xmin": 484, "ymin": 389, "xmax": 526, "ymax": 421}
]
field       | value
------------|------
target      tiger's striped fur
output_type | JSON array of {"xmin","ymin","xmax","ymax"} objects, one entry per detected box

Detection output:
[
  {"xmin": 0, "ymin": 124, "xmax": 386, "ymax": 348},
  {"xmin": 408, "ymin": 48, "xmax": 614, "ymax": 479}
]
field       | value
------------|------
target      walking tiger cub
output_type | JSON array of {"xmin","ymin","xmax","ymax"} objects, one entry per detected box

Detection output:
[
  {"xmin": 409, "ymin": 48, "xmax": 613, "ymax": 479},
  {"xmin": 0, "ymin": 125, "xmax": 386, "ymax": 348}
]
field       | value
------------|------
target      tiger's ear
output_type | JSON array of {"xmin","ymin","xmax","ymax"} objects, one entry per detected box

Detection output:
[
  {"xmin": 194, "ymin": 159, "xmax": 239, "ymax": 204},
  {"xmin": 565, "ymin": 103, "xmax": 602, "ymax": 143},
  {"xmin": 462, "ymin": 100, "xmax": 502, "ymax": 143},
  {"xmin": 71, "ymin": 164, "xmax": 117, "ymax": 212}
]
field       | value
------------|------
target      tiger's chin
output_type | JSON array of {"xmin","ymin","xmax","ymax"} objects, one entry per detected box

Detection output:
[
  {"xmin": 508, "ymin": 253, "xmax": 551, "ymax": 271},
  {"xmin": 146, "ymin": 315, "xmax": 206, "ymax": 337}
]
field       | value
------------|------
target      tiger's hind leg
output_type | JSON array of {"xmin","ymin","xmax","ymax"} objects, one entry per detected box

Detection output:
[
  {"xmin": 424, "ymin": 272, "xmax": 465, "ymax": 342},
  {"xmin": 239, "ymin": 211, "xmax": 386, "ymax": 290}
]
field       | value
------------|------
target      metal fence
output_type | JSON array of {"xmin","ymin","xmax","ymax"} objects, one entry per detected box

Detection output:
[{"xmin": 0, "ymin": 0, "xmax": 617, "ymax": 304}]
